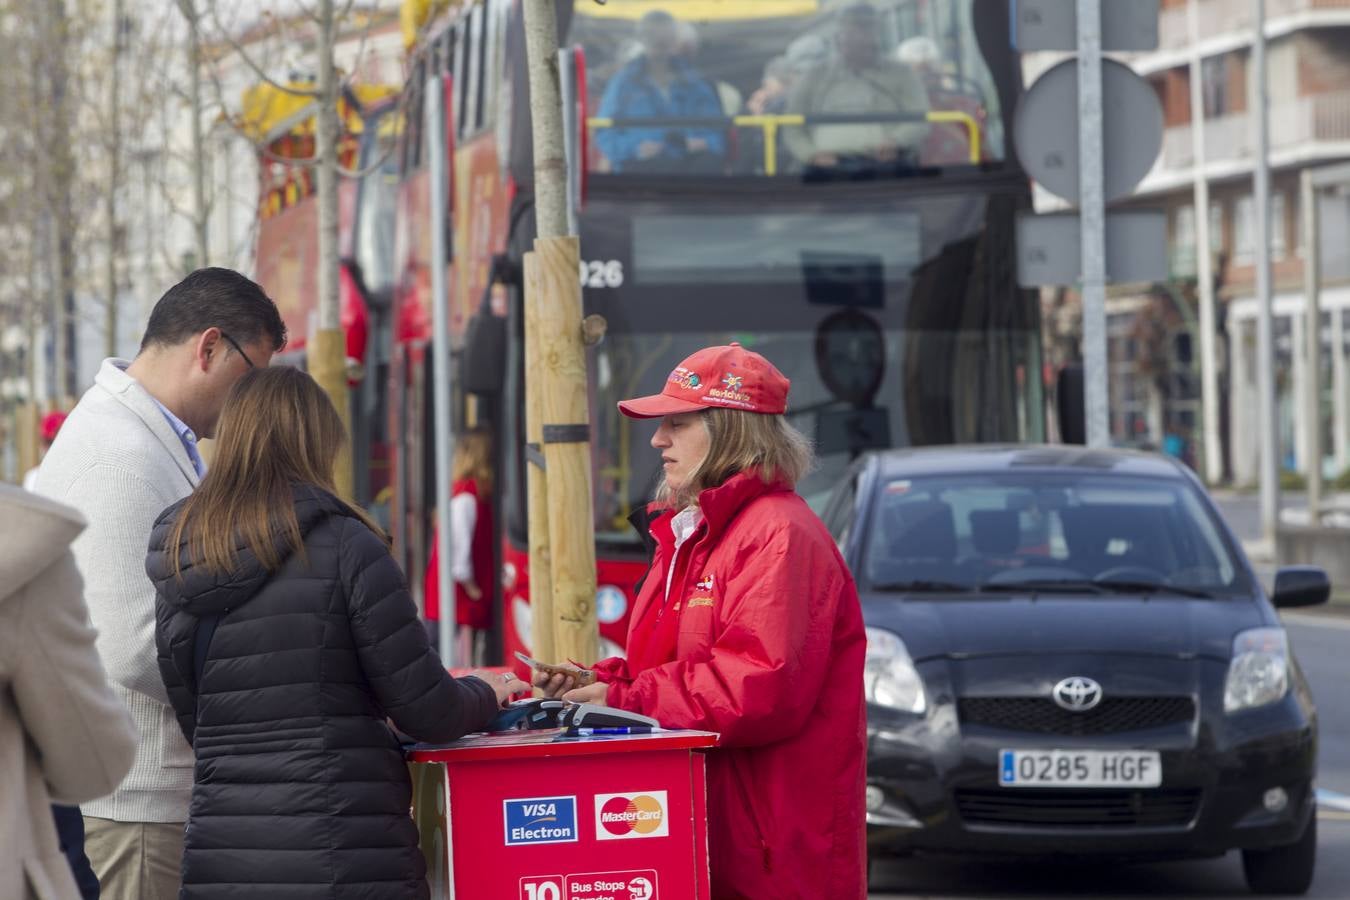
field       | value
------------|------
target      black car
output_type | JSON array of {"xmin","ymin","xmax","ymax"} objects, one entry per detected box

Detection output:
[{"xmin": 819, "ymin": 445, "xmax": 1330, "ymax": 895}]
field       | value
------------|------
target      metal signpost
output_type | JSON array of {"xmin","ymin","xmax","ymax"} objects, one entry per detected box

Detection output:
[{"xmin": 1013, "ymin": 0, "xmax": 1163, "ymax": 448}]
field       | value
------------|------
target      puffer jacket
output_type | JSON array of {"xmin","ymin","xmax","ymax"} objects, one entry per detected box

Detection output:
[
  {"xmin": 146, "ymin": 485, "xmax": 499, "ymax": 899},
  {"xmin": 592, "ymin": 471, "xmax": 867, "ymax": 899}
]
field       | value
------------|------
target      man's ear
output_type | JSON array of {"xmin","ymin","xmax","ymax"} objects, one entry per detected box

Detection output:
[{"xmin": 192, "ymin": 328, "xmax": 223, "ymax": 373}]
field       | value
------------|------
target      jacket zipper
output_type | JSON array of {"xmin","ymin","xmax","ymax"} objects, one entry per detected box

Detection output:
[{"xmin": 729, "ymin": 753, "xmax": 772, "ymax": 872}]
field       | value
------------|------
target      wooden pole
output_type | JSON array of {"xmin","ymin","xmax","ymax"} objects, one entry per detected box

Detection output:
[
  {"xmin": 534, "ymin": 237, "xmax": 598, "ymax": 666},
  {"xmin": 521, "ymin": 0, "xmax": 599, "ymax": 664},
  {"xmin": 523, "ymin": 252, "xmax": 555, "ymax": 666}
]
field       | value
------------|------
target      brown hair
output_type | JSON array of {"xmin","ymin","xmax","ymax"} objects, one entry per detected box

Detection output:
[
  {"xmin": 657, "ymin": 407, "xmax": 814, "ymax": 509},
  {"xmin": 452, "ymin": 427, "xmax": 494, "ymax": 492},
  {"xmin": 167, "ymin": 367, "xmax": 382, "ymax": 578}
]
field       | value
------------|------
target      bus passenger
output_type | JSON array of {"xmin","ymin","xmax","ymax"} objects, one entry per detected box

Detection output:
[
  {"xmin": 532, "ymin": 343, "xmax": 867, "ymax": 900},
  {"xmin": 783, "ymin": 3, "xmax": 930, "ymax": 171},
  {"xmin": 595, "ymin": 10, "xmax": 726, "ymax": 173},
  {"xmin": 147, "ymin": 368, "xmax": 525, "ymax": 900}
]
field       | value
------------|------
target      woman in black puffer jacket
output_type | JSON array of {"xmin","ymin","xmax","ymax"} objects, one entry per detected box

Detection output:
[{"xmin": 146, "ymin": 367, "xmax": 526, "ymax": 899}]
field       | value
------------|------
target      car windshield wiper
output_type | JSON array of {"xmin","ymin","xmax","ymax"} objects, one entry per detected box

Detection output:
[
  {"xmin": 978, "ymin": 579, "xmax": 1108, "ymax": 594},
  {"xmin": 1091, "ymin": 579, "xmax": 1218, "ymax": 599},
  {"xmin": 871, "ymin": 579, "xmax": 981, "ymax": 594}
]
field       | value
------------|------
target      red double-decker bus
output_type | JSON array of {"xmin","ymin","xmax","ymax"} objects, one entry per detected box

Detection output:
[{"xmin": 389, "ymin": 0, "xmax": 1044, "ymax": 668}]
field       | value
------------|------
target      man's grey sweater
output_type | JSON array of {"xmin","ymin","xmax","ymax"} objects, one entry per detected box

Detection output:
[{"xmin": 35, "ymin": 359, "xmax": 200, "ymax": 823}]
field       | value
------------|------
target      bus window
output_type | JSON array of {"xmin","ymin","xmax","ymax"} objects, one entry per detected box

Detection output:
[
  {"xmin": 466, "ymin": 3, "xmax": 486, "ymax": 135},
  {"xmin": 454, "ymin": 22, "xmax": 471, "ymax": 136},
  {"xmin": 406, "ymin": 59, "xmax": 425, "ymax": 172},
  {"xmin": 570, "ymin": 0, "xmax": 1007, "ymax": 177}
]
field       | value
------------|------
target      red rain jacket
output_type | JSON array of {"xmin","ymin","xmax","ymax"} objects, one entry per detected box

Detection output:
[{"xmin": 593, "ymin": 471, "xmax": 867, "ymax": 899}]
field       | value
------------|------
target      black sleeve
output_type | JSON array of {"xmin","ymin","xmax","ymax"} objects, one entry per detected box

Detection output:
[
  {"xmin": 339, "ymin": 518, "xmax": 499, "ymax": 743},
  {"xmin": 154, "ymin": 596, "xmax": 197, "ymax": 746}
]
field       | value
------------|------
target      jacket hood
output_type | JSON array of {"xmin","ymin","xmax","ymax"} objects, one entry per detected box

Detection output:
[
  {"xmin": 146, "ymin": 484, "xmax": 363, "ymax": 618},
  {"xmin": 0, "ymin": 484, "xmax": 85, "ymax": 604}
]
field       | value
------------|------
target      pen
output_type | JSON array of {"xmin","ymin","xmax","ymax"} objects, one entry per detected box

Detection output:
[{"xmin": 567, "ymin": 726, "xmax": 662, "ymax": 736}]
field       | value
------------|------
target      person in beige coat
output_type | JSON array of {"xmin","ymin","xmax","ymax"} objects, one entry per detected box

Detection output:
[{"xmin": 0, "ymin": 484, "xmax": 137, "ymax": 900}]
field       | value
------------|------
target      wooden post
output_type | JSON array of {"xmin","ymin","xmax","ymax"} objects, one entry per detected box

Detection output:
[
  {"xmin": 533, "ymin": 236, "xmax": 598, "ymax": 666},
  {"xmin": 523, "ymin": 252, "xmax": 555, "ymax": 665},
  {"xmin": 521, "ymin": 0, "xmax": 599, "ymax": 665}
]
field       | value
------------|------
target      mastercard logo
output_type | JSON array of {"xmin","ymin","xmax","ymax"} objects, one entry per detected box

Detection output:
[{"xmin": 595, "ymin": 790, "xmax": 670, "ymax": 840}]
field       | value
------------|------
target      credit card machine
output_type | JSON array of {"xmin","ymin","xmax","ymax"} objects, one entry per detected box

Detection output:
[
  {"xmin": 558, "ymin": 703, "xmax": 660, "ymax": 730},
  {"xmin": 489, "ymin": 698, "xmax": 566, "ymax": 732}
]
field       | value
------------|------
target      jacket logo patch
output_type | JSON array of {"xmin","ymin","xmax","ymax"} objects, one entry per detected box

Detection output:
[
  {"xmin": 687, "ymin": 596, "xmax": 714, "ymax": 608},
  {"xmin": 695, "ymin": 574, "xmax": 714, "ymax": 592}
]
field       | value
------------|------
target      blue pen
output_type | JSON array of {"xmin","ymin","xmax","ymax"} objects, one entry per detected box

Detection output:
[{"xmin": 568, "ymin": 726, "xmax": 661, "ymax": 736}]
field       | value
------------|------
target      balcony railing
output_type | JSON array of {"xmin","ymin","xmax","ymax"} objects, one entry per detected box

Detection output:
[
  {"xmin": 1159, "ymin": 0, "xmax": 1350, "ymax": 53},
  {"xmin": 1157, "ymin": 90, "xmax": 1350, "ymax": 172}
]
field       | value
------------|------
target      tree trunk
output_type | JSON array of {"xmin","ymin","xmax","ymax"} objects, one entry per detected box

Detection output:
[
  {"xmin": 521, "ymin": 0, "xmax": 599, "ymax": 665},
  {"xmin": 522, "ymin": 0, "xmax": 567, "ymax": 240},
  {"xmin": 179, "ymin": 0, "xmax": 209, "ymax": 268},
  {"xmin": 311, "ymin": 0, "xmax": 353, "ymax": 499},
  {"xmin": 106, "ymin": 0, "xmax": 124, "ymax": 359}
]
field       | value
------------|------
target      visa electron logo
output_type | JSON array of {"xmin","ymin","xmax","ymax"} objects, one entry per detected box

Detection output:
[
  {"xmin": 503, "ymin": 796, "xmax": 578, "ymax": 846},
  {"xmin": 595, "ymin": 791, "xmax": 669, "ymax": 841}
]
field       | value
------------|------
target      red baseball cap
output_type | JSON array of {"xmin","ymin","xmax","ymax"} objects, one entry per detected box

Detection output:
[
  {"xmin": 617, "ymin": 342, "xmax": 791, "ymax": 419},
  {"xmin": 41, "ymin": 411, "xmax": 67, "ymax": 443}
]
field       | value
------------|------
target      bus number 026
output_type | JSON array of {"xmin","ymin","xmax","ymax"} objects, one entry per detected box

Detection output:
[{"xmin": 579, "ymin": 259, "xmax": 624, "ymax": 289}]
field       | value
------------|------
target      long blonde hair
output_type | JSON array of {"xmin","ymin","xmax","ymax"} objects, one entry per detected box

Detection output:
[
  {"xmin": 656, "ymin": 408, "xmax": 814, "ymax": 509},
  {"xmin": 167, "ymin": 367, "xmax": 382, "ymax": 577},
  {"xmin": 452, "ymin": 427, "xmax": 494, "ymax": 492}
]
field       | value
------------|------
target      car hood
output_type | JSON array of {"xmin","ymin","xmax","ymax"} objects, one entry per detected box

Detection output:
[{"xmin": 861, "ymin": 593, "xmax": 1272, "ymax": 662}]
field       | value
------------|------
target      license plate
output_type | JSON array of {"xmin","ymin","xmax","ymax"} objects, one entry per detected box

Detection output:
[{"xmin": 999, "ymin": 749, "xmax": 1162, "ymax": 788}]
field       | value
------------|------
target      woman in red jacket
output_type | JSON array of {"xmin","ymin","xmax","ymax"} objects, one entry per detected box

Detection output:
[
  {"xmin": 423, "ymin": 429, "xmax": 495, "ymax": 666},
  {"xmin": 534, "ymin": 343, "xmax": 867, "ymax": 899}
]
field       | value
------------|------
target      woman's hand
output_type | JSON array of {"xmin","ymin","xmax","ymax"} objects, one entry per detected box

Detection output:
[
  {"xmin": 474, "ymin": 671, "xmax": 529, "ymax": 707},
  {"xmin": 465, "ymin": 582, "xmax": 483, "ymax": 601},
  {"xmin": 531, "ymin": 669, "xmax": 575, "ymax": 699},
  {"xmin": 562, "ymin": 682, "xmax": 609, "ymax": 706}
]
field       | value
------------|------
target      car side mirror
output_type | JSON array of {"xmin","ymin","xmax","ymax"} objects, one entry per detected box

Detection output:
[{"xmin": 1271, "ymin": 566, "xmax": 1331, "ymax": 608}]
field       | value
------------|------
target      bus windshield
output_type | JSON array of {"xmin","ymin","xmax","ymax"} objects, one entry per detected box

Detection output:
[
  {"xmin": 571, "ymin": 0, "xmax": 1008, "ymax": 176},
  {"xmin": 578, "ymin": 187, "xmax": 1042, "ymax": 542}
]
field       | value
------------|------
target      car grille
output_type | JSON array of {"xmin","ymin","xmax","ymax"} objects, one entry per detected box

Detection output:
[
  {"xmin": 958, "ymin": 697, "xmax": 1195, "ymax": 735},
  {"xmin": 955, "ymin": 789, "xmax": 1202, "ymax": 828}
]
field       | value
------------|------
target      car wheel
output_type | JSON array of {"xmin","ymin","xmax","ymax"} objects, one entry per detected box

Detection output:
[{"xmin": 1242, "ymin": 815, "xmax": 1316, "ymax": 895}]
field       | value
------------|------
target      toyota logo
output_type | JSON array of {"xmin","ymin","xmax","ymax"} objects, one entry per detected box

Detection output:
[{"xmin": 1053, "ymin": 676, "xmax": 1103, "ymax": 712}]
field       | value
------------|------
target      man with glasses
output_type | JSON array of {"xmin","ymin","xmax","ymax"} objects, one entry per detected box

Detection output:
[{"xmin": 33, "ymin": 267, "xmax": 285, "ymax": 900}]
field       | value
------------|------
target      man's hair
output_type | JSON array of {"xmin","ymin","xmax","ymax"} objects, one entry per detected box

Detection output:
[{"xmin": 140, "ymin": 267, "xmax": 287, "ymax": 354}]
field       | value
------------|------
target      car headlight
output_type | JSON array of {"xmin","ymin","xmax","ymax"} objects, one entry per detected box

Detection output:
[
  {"xmin": 865, "ymin": 627, "xmax": 927, "ymax": 715},
  {"xmin": 1224, "ymin": 627, "xmax": 1289, "ymax": 713}
]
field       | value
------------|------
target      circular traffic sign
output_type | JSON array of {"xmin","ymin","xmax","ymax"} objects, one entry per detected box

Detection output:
[{"xmin": 1014, "ymin": 57, "xmax": 1163, "ymax": 204}]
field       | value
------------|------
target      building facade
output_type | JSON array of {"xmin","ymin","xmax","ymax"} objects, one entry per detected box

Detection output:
[{"xmin": 1102, "ymin": 0, "xmax": 1350, "ymax": 484}]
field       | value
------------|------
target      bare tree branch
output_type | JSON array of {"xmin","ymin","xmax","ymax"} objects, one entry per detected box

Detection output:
[{"xmin": 204, "ymin": 1, "xmax": 321, "ymax": 98}]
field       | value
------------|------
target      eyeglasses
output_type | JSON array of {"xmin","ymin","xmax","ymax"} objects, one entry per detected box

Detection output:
[{"xmin": 219, "ymin": 331, "xmax": 255, "ymax": 369}]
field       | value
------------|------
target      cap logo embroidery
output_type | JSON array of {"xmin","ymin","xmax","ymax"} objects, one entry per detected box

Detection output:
[
  {"xmin": 668, "ymin": 367, "xmax": 703, "ymax": 390},
  {"xmin": 707, "ymin": 372, "xmax": 755, "ymax": 408}
]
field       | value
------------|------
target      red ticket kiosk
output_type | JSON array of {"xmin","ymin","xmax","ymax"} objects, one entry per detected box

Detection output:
[{"xmin": 409, "ymin": 730, "xmax": 717, "ymax": 899}]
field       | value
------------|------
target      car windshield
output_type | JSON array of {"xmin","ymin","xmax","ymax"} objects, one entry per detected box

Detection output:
[{"xmin": 862, "ymin": 473, "xmax": 1252, "ymax": 598}]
